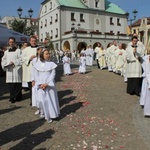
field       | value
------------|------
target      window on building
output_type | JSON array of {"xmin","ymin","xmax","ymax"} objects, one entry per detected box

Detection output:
[
  {"xmin": 117, "ymin": 31, "xmax": 120, "ymax": 35},
  {"xmin": 41, "ymin": 33, "xmax": 43, "ymax": 42},
  {"xmin": 95, "ymin": 0, "xmax": 99, "ymax": 8},
  {"xmin": 51, "ymin": 30, "xmax": 53, "ymax": 39},
  {"xmin": 55, "ymin": 28, "xmax": 58, "ymax": 38},
  {"xmin": 80, "ymin": 14, "xmax": 85, "ymax": 22},
  {"xmin": 50, "ymin": 16, "xmax": 52, "ymax": 24},
  {"xmin": 110, "ymin": 17, "xmax": 114, "ymax": 25},
  {"xmin": 55, "ymin": 14, "xmax": 58, "ymax": 22},
  {"xmin": 50, "ymin": 2, "xmax": 52, "ymax": 10},
  {"xmin": 133, "ymin": 29, "xmax": 136, "ymax": 34},
  {"xmin": 45, "ymin": 19, "xmax": 47, "ymax": 27},
  {"xmin": 117, "ymin": 18, "xmax": 121, "ymax": 26},
  {"xmin": 45, "ymin": 5, "xmax": 47, "ymax": 12},
  {"xmin": 41, "ymin": 21, "xmax": 43, "ymax": 28},
  {"xmin": 56, "ymin": 43, "xmax": 58, "ymax": 49},
  {"xmin": 71, "ymin": 13, "xmax": 76, "ymax": 21}
]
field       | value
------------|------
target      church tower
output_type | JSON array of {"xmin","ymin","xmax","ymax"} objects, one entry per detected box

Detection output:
[{"xmin": 81, "ymin": 0, "xmax": 105, "ymax": 10}]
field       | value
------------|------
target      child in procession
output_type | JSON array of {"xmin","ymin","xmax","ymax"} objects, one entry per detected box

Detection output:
[
  {"xmin": 62, "ymin": 52, "xmax": 72, "ymax": 75},
  {"xmin": 31, "ymin": 46, "xmax": 44, "ymax": 115},
  {"xmin": 32, "ymin": 49, "xmax": 60, "ymax": 123},
  {"xmin": 79, "ymin": 52, "xmax": 86, "ymax": 74}
]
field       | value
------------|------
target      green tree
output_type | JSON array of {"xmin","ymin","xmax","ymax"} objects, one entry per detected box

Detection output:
[{"xmin": 10, "ymin": 18, "xmax": 34, "ymax": 36}]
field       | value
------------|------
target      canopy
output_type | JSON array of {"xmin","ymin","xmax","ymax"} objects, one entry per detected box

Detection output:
[{"xmin": 0, "ymin": 25, "xmax": 30, "ymax": 46}]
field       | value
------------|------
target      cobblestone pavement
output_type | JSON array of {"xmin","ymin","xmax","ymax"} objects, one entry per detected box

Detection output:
[{"xmin": 0, "ymin": 61, "xmax": 150, "ymax": 150}]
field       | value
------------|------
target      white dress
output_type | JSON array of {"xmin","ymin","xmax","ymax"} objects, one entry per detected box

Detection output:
[
  {"xmin": 79, "ymin": 56, "xmax": 86, "ymax": 73},
  {"xmin": 31, "ymin": 57, "xmax": 40, "ymax": 107},
  {"xmin": 33, "ymin": 61, "xmax": 60, "ymax": 120},
  {"xmin": 144, "ymin": 55, "xmax": 150, "ymax": 116},
  {"xmin": 139, "ymin": 55, "xmax": 147, "ymax": 106},
  {"xmin": 62, "ymin": 56, "xmax": 72, "ymax": 75}
]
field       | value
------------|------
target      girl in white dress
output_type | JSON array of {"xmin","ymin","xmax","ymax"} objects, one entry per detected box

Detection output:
[
  {"xmin": 144, "ymin": 53, "xmax": 150, "ymax": 116},
  {"xmin": 32, "ymin": 49, "xmax": 60, "ymax": 123},
  {"xmin": 31, "ymin": 46, "xmax": 44, "ymax": 115},
  {"xmin": 62, "ymin": 52, "xmax": 72, "ymax": 75},
  {"xmin": 79, "ymin": 53, "xmax": 86, "ymax": 74},
  {"xmin": 139, "ymin": 54, "xmax": 147, "ymax": 107}
]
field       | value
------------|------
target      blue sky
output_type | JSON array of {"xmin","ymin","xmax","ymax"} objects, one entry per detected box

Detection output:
[
  {"xmin": 110, "ymin": 0, "xmax": 150, "ymax": 19},
  {"xmin": 0, "ymin": 0, "xmax": 43, "ymax": 18},
  {"xmin": 0, "ymin": 0, "xmax": 149, "ymax": 19}
]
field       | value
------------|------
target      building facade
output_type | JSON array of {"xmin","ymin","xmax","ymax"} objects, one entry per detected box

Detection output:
[{"xmin": 39, "ymin": 0, "xmax": 131, "ymax": 51}]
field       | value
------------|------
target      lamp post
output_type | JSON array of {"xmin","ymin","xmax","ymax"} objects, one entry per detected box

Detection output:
[
  {"xmin": 71, "ymin": 23, "xmax": 81, "ymax": 49},
  {"xmin": 125, "ymin": 9, "xmax": 138, "ymax": 34},
  {"xmin": 17, "ymin": 7, "xmax": 33, "ymax": 19},
  {"xmin": 17, "ymin": 7, "xmax": 34, "ymax": 35}
]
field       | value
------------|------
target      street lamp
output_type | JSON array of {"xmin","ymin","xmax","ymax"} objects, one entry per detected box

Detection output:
[
  {"xmin": 17, "ymin": 7, "xmax": 34, "ymax": 19},
  {"xmin": 125, "ymin": 9, "xmax": 138, "ymax": 34},
  {"xmin": 17, "ymin": 7, "xmax": 34, "ymax": 35}
]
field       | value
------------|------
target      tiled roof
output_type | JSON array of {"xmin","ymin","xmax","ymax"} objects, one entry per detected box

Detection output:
[
  {"xmin": 105, "ymin": 0, "xmax": 126, "ymax": 14},
  {"xmin": 132, "ymin": 18, "xmax": 150, "ymax": 27},
  {"xmin": 57, "ymin": 0, "xmax": 126, "ymax": 15},
  {"xmin": 57, "ymin": 0, "xmax": 87, "ymax": 8}
]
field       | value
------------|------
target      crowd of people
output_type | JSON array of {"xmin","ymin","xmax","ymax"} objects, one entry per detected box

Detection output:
[
  {"xmin": 93, "ymin": 34, "xmax": 150, "ymax": 117},
  {"xmin": 1, "ymin": 36, "xmax": 60, "ymax": 123},
  {"xmin": 1, "ymin": 33, "xmax": 150, "ymax": 122}
]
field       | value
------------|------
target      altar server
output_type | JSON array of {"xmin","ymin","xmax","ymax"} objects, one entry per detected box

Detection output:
[
  {"xmin": 22, "ymin": 36, "xmax": 38, "ymax": 105},
  {"xmin": 1, "ymin": 37, "xmax": 22, "ymax": 103}
]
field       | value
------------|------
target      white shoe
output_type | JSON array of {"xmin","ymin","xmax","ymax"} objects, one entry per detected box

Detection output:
[
  {"xmin": 35, "ymin": 110, "xmax": 40, "ymax": 115},
  {"xmin": 47, "ymin": 119, "xmax": 53, "ymax": 123},
  {"xmin": 40, "ymin": 114, "xmax": 45, "ymax": 119}
]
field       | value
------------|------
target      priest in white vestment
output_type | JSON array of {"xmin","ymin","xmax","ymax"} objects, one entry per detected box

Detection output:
[
  {"xmin": 98, "ymin": 46, "xmax": 107, "ymax": 69},
  {"xmin": 126, "ymin": 36, "xmax": 144, "ymax": 96},
  {"xmin": 1, "ymin": 37, "xmax": 22, "ymax": 103},
  {"xmin": 88, "ymin": 45, "xmax": 94, "ymax": 66},
  {"xmin": 22, "ymin": 36, "xmax": 38, "ymax": 105},
  {"xmin": 94, "ymin": 43, "xmax": 102, "ymax": 69},
  {"xmin": 115, "ymin": 43, "xmax": 126, "ymax": 74}
]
